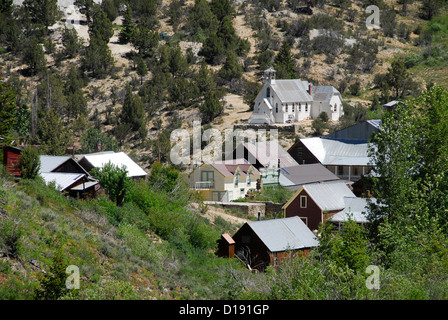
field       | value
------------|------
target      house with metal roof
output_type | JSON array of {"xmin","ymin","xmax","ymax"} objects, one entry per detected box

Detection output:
[
  {"xmin": 323, "ymin": 120, "xmax": 381, "ymax": 142},
  {"xmin": 38, "ymin": 155, "xmax": 98, "ymax": 196},
  {"xmin": 248, "ymin": 68, "xmax": 343, "ymax": 124},
  {"xmin": 288, "ymin": 137, "xmax": 373, "ymax": 182},
  {"xmin": 76, "ymin": 151, "xmax": 147, "ymax": 178},
  {"xmin": 230, "ymin": 216, "xmax": 319, "ymax": 271},
  {"xmin": 189, "ymin": 160, "xmax": 261, "ymax": 202},
  {"xmin": 279, "ymin": 163, "xmax": 341, "ymax": 190},
  {"xmin": 231, "ymin": 140, "xmax": 299, "ymax": 186},
  {"xmin": 328, "ymin": 196, "xmax": 374, "ymax": 227},
  {"xmin": 282, "ymin": 181, "xmax": 356, "ymax": 231}
]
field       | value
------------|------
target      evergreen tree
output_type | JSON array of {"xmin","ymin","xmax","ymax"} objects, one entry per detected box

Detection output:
[
  {"xmin": 0, "ymin": 0, "xmax": 13, "ymax": 14},
  {"xmin": 74, "ymin": 0, "xmax": 95, "ymax": 25},
  {"xmin": 120, "ymin": 86, "xmax": 147, "ymax": 138},
  {"xmin": 218, "ymin": 50, "xmax": 243, "ymax": 81},
  {"xmin": 200, "ymin": 91, "xmax": 223, "ymax": 123},
  {"xmin": 38, "ymin": 109, "xmax": 71, "ymax": 155},
  {"xmin": 136, "ymin": 56, "xmax": 148, "ymax": 85},
  {"xmin": 23, "ymin": 0, "xmax": 60, "ymax": 31},
  {"xmin": 210, "ymin": 0, "xmax": 233, "ymax": 21},
  {"xmin": 82, "ymin": 33, "xmax": 114, "ymax": 78},
  {"xmin": 89, "ymin": 10, "xmax": 113, "ymax": 44},
  {"xmin": 61, "ymin": 27, "xmax": 82, "ymax": 58},
  {"xmin": 274, "ymin": 40, "xmax": 296, "ymax": 79},
  {"xmin": 23, "ymin": 36, "xmax": 46, "ymax": 75},
  {"xmin": 80, "ymin": 127, "xmax": 119, "ymax": 153},
  {"xmin": 187, "ymin": 0, "xmax": 219, "ymax": 38},
  {"xmin": 119, "ymin": 5, "xmax": 134, "ymax": 44},
  {"xmin": 131, "ymin": 21, "xmax": 159, "ymax": 58},
  {"xmin": 199, "ymin": 32, "xmax": 224, "ymax": 64},
  {"xmin": 0, "ymin": 79, "xmax": 17, "ymax": 139}
]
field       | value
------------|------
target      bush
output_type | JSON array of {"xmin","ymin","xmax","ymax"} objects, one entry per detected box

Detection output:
[{"xmin": 20, "ymin": 146, "xmax": 40, "ymax": 179}]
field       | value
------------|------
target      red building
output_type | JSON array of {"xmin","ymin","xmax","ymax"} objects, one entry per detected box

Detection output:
[{"xmin": 2, "ymin": 145, "xmax": 23, "ymax": 177}]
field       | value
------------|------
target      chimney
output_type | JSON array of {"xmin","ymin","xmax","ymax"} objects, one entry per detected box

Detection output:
[{"xmin": 308, "ymin": 84, "xmax": 312, "ymax": 96}]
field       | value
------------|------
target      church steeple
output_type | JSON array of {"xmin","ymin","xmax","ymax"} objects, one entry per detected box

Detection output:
[{"xmin": 263, "ymin": 67, "xmax": 276, "ymax": 84}]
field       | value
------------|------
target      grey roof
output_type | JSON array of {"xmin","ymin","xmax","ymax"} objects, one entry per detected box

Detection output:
[
  {"xmin": 270, "ymin": 80, "xmax": 312, "ymax": 103},
  {"xmin": 330, "ymin": 197, "xmax": 375, "ymax": 223},
  {"xmin": 279, "ymin": 164, "xmax": 340, "ymax": 187},
  {"xmin": 40, "ymin": 172, "xmax": 86, "ymax": 191},
  {"xmin": 302, "ymin": 181, "xmax": 356, "ymax": 211},
  {"xmin": 312, "ymin": 85, "xmax": 340, "ymax": 102},
  {"xmin": 238, "ymin": 141, "xmax": 299, "ymax": 168},
  {"xmin": 323, "ymin": 120, "xmax": 381, "ymax": 141},
  {"xmin": 300, "ymin": 137, "xmax": 371, "ymax": 166},
  {"xmin": 246, "ymin": 216, "xmax": 319, "ymax": 252},
  {"xmin": 39, "ymin": 155, "xmax": 72, "ymax": 173}
]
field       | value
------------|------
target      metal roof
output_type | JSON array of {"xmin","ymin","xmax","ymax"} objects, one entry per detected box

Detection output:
[
  {"xmin": 239, "ymin": 141, "xmax": 299, "ymax": 168},
  {"xmin": 302, "ymin": 181, "xmax": 356, "ymax": 211},
  {"xmin": 78, "ymin": 152, "xmax": 147, "ymax": 177},
  {"xmin": 330, "ymin": 197, "xmax": 375, "ymax": 223},
  {"xmin": 270, "ymin": 80, "xmax": 312, "ymax": 103},
  {"xmin": 279, "ymin": 164, "xmax": 340, "ymax": 187},
  {"xmin": 246, "ymin": 216, "xmax": 319, "ymax": 252},
  {"xmin": 312, "ymin": 85, "xmax": 340, "ymax": 102},
  {"xmin": 300, "ymin": 137, "xmax": 371, "ymax": 166},
  {"xmin": 40, "ymin": 172, "xmax": 85, "ymax": 191},
  {"xmin": 39, "ymin": 155, "xmax": 72, "ymax": 173}
]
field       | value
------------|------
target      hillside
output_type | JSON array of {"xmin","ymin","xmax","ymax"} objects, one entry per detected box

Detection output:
[{"xmin": 1, "ymin": 0, "xmax": 447, "ymax": 172}]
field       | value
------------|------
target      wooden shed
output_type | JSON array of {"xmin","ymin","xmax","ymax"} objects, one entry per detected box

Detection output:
[
  {"xmin": 231, "ymin": 216, "xmax": 319, "ymax": 271},
  {"xmin": 2, "ymin": 145, "xmax": 23, "ymax": 177},
  {"xmin": 216, "ymin": 233, "xmax": 235, "ymax": 258}
]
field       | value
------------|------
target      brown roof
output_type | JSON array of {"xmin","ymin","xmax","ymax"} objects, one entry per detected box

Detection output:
[
  {"xmin": 209, "ymin": 159, "xmax": 261, "ymax": 177},
  {"xmin": 221, "ymin": 233, "xmax": 235, "ymax": 245}
]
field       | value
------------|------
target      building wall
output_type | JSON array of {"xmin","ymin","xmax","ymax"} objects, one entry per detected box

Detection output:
[
  {"xmin": 283, "ymin": 188, "xmax": 323, "ymax": 231},
  {"xmin": 288, "ymin": 140, "xmax": 320, "ymax": 165},
  {"xmin": 233, "ymin": 224, "xmax": 271, "ymax": 270}
]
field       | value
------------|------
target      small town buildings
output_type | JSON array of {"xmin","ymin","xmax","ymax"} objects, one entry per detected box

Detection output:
[
  {"xmin": 248, "ymin": 68, "xmax": 343, "ymax": 124},
  {"xmin": 230, "ymin": 216, "xmax": 319, "ymax": 271},
  {"xmin": 288, "ymin": 137, "xmax": 372, "ymax": 182},
  {"xmin": 323, "ymin": 120, "xmax": 381, "ymax": 142},
  {"xmin": 38, "ymin": 155, "xmax": 99, "ymax": 196},
  {"xmin": 189, "ymin": 160, "xmax": 261, "ymax": 202},
  {"xmin": 282, "ymin": 181, "xmax": 356, "ymax": 231},
  {"xmin": 76, "ymin": 151, "xmax": 147, "ymax": 179},
  {"xmin": 328, "ymin": 196, "xmax": 373, "ymax": 228},
  {"xmin": 232, "ymin": 141, "xmax": 299, "ymax": 187},
  {"xmin": 279, "ymin": 163, "xmax": 341, "ymax": 190}
]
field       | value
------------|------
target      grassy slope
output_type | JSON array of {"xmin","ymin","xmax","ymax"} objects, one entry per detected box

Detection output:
[{"xmin": 0, "ymin": 173, "xmax": 251, "ymax": 300}]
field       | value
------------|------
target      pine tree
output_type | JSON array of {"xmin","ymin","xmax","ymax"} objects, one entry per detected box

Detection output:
[
  {"xmin": 274, "ymin": 40, "xmax": 296, "ymax": 79},
  {"xmin": 121, "ymin": 86, "xmax": 147, "ymax": 137},
  {"xmin": 23, "ymin": 0, "xmax": 60, "ymax": 31},
  {"xmin": 210, "ymin": 0, "xmax": 233, "ymax": 21},
  {"xmin": 119, "ymin": 6, "xmax": 134, "ymax": 44},
  {"xmin": 218, "ymin": 50, "xmax": 243, "ymax": 81},
  {"xmin": 200, "ymin": 91, "xmax": 223, "ymax": 123},
  {"xmin": 23, "ymin": 36, "xmax": 46, "ymax": 75},
  {"xmin": 89, "ymin": 10, "xmax": 113, "ymax": 44},
  {"xmin": 0, "ymin": 79, "xmax": 17, "ymax": 139}
]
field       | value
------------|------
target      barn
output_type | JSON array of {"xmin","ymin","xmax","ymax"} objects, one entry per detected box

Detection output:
[{"xmin": 2, "ymin": 145, "xmax": 24, "ymax": 177}]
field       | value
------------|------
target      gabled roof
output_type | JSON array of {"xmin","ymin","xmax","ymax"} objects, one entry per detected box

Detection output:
[
  {"xmin": 329, "ymin": 197, "xmax": 375, "ymax": 223},
  {"xmin": 203, "ymin": 160, "xmax": 261, "ymax": 178},
  {"xmin": 236, "ymin": 141, "xmax": 299, "ymax": 168},
  {"xmin": 312, "ymin": 85, "xmax": 340, "ymax": 102},
  {"xmin": 270, "ymin": 79, "xmax": 312, "ymax": 103},
  {"xmin": 77, "ymin": 151, "xmax": 147, "ymax": 177},
  {"xmin": 39, "ymin": 155, "xmax": 89, "ymax": 175},
  {"xmin": 39, "ymin": 155, "xmax": 71, "ymax": 173},
  {"xmin": 283, "ymin": 181, "xmax": 356, "ymax": 211},
  {"xmin": 279, "ymin": 164, "xmax": 340, "ymax": 187},
  {"xmin": 40, "ymin": 172, "xmax": 86, "ymax": 191},
  {"xmin": 244, "ymin": 216, "xmax": 319, "ymax": 252},
  {"xmin": 298, "ymin": 137, "xmax": 371, "ymax": 166}
]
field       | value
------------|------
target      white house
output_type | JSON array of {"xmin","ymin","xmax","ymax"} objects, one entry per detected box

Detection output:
[
  {"xmin": 189, "ymin": 160, "xmax": 261, "ymax": 202},
  {"xmin": 248, "ymin": 68, "xmax": 343, "ymax": 124}
]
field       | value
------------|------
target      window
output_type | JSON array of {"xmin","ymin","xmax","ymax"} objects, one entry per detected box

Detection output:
[
  {"xmin": 299, "ymin": 104, "xmax": 302, "ymax": 112},
  {"xmin": 234, "ymin": 172, "xmax": 239, "ymax": 187},
  {"xmin": 305, "ymin": 103, "xmax": 308, "ymax": 112},
  {"xmin": 247, "ymin": 172, "xmax": 251, "ymax": 186},
  {"xmin": 292, "ymin": 104, "xmax": 295, "ymax": 113},
  {"xmin": 201, "ymin": 171, "xmax": 214, "ymax": 182},
  {"xmin": 286, "ymin": 104, "xmax": 288, "ymax": 113},
  {"xmin": 266, "ymin": 87, "xmax": 270, "ymax": 98},
  {"xmin": 300, "ymin": 195, "xmax": 307, "ymax": 208},
  {"xmin": 334, "ymin": 104, "xmax": 337, "ymax": 112},
  {"xmin": 275, "ymin": 103, "xmax": 279, "ymax": 113},
  {"xmin": 338, "ymin": 166, "xmax": 344, "ymax": 176}
]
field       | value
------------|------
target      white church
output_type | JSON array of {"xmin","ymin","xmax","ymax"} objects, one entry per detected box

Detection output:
[{"xmin": 248, "ymin": 68, "xmax": 344, "ymax": 124}]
